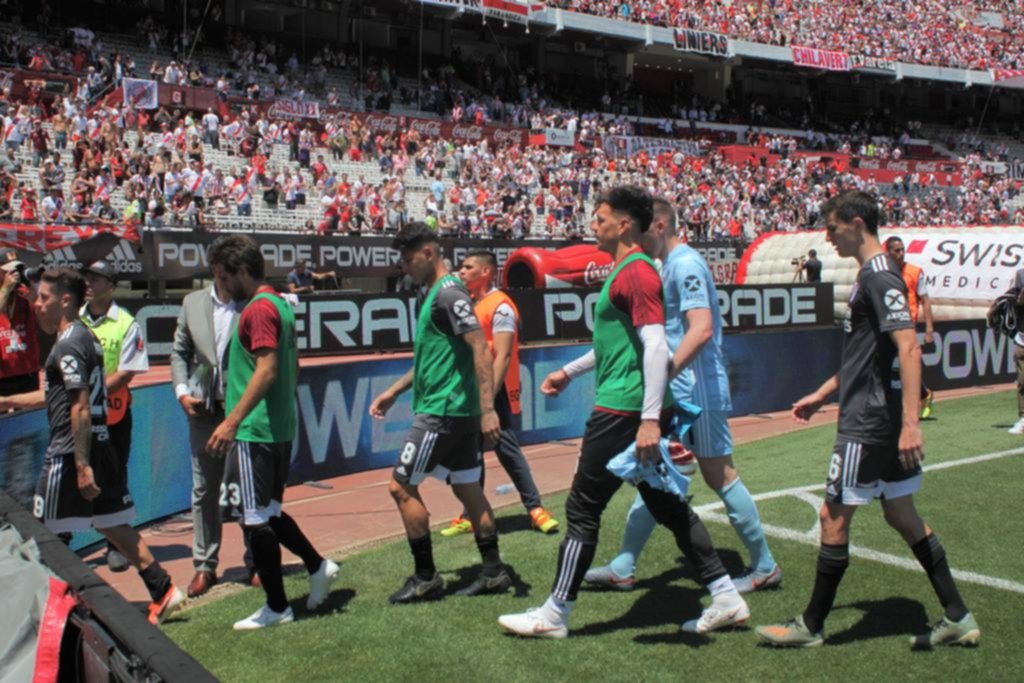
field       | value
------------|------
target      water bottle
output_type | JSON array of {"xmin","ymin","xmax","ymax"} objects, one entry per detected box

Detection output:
[{"xmin": 495, "ymin": 483, "xmax": 516, "ymax": 495}]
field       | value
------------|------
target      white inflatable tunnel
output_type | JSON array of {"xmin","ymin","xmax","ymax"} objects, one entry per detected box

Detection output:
[{"xmin": 735, "ymin": 226, "xmax": 1024, "ymax": 320}]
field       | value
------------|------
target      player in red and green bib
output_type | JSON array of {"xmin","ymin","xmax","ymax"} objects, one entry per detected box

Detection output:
[
  {"xmin": 370, "ymin": 224, "xmax": 510, "ymax": 604},
  {"xmin": 499, "ymin": 186, "xmax": 748, "ymax": 640}
]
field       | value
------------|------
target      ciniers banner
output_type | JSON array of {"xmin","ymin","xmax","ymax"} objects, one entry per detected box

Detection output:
[{"xmin": 672, "ymin": 29, "xmax": 730, "ymax": 57}]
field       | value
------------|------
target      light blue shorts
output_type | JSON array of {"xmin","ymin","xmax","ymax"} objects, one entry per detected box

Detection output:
[{"xmin": 682, "ymin": 410, "xmax": 733, "ymax": 458}]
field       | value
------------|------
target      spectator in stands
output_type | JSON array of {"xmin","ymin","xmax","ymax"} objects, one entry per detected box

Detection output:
[
  {"xmin": 286, "ymin": 260, "xmax": 335, "ymax": 294},
  {"xmin": 0, "ymin": 252, "xmax": 40, "ymax": 398}
]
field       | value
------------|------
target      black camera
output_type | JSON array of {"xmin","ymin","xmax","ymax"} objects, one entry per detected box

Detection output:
[
  {"xmin": 791, "ymin": 256, "xmax": 805, "ymax": 266},
  {"xmin": 12, "ymin": 263, "xmax": 45, "ymax": 288}
]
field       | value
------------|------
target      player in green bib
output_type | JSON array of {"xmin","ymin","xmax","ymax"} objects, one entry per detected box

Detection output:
[
  {"xmin": 205, "ymin": 235, "xmax": 338, "ymax": 631},
  {"xmin": 499, "ymin": 186, "xmax": 747, "ymax": 640},
  {"xmin": 370, "ymin": 223, "xmax": 510, "ymax": 603}
]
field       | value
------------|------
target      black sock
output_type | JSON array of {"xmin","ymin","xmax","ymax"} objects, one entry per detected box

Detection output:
[
  {"xmin": 474, "ymin": 534, "xmax": 502, "ymax": 577},
  {"xmin": 139, "ymin": 562, "xmax": 171, "ymax": 603},
  {"xmin": 639, "ymin": 485, "xmax": 727, "ymax": 586},
  {"xmin": 550, "ymin": 536, "xmax": 596, "ymax": 602},
  {"xmin": 269, "ymin": 512, "xmax": 324, "ymax": 575},
  {"xmin": 408, "ymin": 533, "xmax": 436, "ymax": 580},
  {"xmin": 247, "ymin": 526, "xmax": 288, "ymax": 613},
  {"xmin": 802, "ymin": 543, "xmax": 849, "ymax": 634},
  {"xmin": 911, "ymin": 534, "xmax": 968, "ymax": 622}
]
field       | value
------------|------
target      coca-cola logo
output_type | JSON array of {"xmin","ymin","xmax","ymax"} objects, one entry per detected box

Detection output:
[
  {"xmin": 365, "ymin": 115, "xmax": 400, "ymax": 134},
  {"xmin": 583, "ymin": 261, "xmax": 612, "ymax": 285},
  {"xmin": 410, "ymin": 119, "xmax": 442, "ymax": 137},
  {"xmin": 451, "ymin": 124, "xmax": 485, "ymax": 141},
  {"xmin": 859, "ymin": 159, "xmax": 880, "ymax": 170},
  {"xmin": 916, "ymin": 162, "xmax": 938, "ymax": 173},
  {"xmin": 887, "ymin": 161, "xmax": 908, "ymax": 172},
  {"xmin": 493, "ymin": 128, "xmax": 522, "ymax": 144}
]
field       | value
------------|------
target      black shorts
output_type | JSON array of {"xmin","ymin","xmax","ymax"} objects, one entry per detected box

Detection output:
[
  {"xmin": 221, "ymin": 441, "xmax": 290, "ymax": 527},
  {"xmin": 33, "ymin": 445, "xmax": 135, "ymax": 534},
  {"xmin": 392, "ymin": 414, "xmax": 481, "ymax": 487},
  {"xmin": 825, "ymin": 436, "xmax": 922, "ymax": 507}
]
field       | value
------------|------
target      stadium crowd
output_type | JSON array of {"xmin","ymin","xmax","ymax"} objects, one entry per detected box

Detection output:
[
  {"xmin": 2, "ymin": 92, "xmax": 1022, "ymax": 239},
  {"xmin": 553, "ymin": 0, "xmax": 1024, "ymax": 71}
]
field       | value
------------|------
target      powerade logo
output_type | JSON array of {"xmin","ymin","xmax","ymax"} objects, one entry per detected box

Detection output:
[{"xmin": 717, "ymin": 287, "xmax": 819, "ymax": 329}]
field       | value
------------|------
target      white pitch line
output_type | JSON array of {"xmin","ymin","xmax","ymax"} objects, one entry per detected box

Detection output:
[
  {"xmin": 694, "ymin": 446, "xmax": 1024, "ymax": 595},
  {"xmin": 696, "ymin": 446, "xmax": 1024, "ymax": 514}
]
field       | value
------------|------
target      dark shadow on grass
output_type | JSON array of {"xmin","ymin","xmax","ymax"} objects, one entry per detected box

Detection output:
[
  {"xmin": 572, "ymin": 565, "xmax": 708, "ymax": 640},
  {"xmin": 495, "ymin": 514, "xmax": 537, "ymax": 535},
  {"xmin": 444, "ymin": 563, "xmax": 531, "ymax": 598},
  {"xmin": 826, "ymin": 597, "xmax": 929, "ymax": 646},
  {"xmin": 296, "ymin": 588, "xmax": 356, "ymax": 616},
  {"xmin": 993, "ymin": 424, "xmax": 1016, "ymax": 430}
]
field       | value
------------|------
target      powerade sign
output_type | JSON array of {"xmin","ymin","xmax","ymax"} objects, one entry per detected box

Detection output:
[
  {"xmin": 147, "ymin": 232, "xmax": 575, "ymax": 280},
  {"xmin": 528, "ymin": 284, "xmax": 834, "ymax": 341},
  {"xmin": 118, "ymin": 283, "xmax": 833, "ymax": 361}
]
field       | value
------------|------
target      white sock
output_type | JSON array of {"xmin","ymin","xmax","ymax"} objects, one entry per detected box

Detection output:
[
  {"xmin": 542, "ymin": 595, "xmax": 572, "ymax": 623},
  {"xmin": 707, "ymin": 575, "xmax": 738, "ymax": 599}
]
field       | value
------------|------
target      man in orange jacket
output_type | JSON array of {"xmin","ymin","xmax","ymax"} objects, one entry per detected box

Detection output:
[
  {"xmin": 444, "ymin": 250, "xmax": 559, "ymax": 535},
  {"xmin": 885, "ymin": 237, "xmax": 935, "ymax": 418}
]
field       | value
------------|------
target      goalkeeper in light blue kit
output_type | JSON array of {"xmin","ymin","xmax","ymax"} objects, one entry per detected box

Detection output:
[{"xmin": 585, "ymin": 197, "xmax": 781, "ymax": 593}]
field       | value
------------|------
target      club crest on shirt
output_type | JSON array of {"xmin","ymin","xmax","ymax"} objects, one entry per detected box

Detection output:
[{"xmin": 60, "ymin": 355, "xmax": 81, "ymax": 382}]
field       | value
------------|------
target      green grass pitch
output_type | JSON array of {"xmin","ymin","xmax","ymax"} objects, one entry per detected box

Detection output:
[{"xmin": 164, "ymin": 391, "xmax": 1023, "ymax": 682}]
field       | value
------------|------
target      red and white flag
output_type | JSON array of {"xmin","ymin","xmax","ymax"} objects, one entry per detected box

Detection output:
[
  {"xmin": 991, "ymin": 69, "xmax": 1024, "ymax": 88},
  {"xmin": 483, "ymin": 0, "xmax": 543, "ymax": 24}
]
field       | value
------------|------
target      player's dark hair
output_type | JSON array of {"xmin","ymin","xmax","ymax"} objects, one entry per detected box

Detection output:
[
  {"xmin": 208, "ymin": 234, "xmax": 264, "ymax": 280},
  {"xmin": 41, "ymin": 267, "xmax": 86, "ymax": 308},
  {"xmin": 391, "ymin": 222, "xmax": 439, "ymax": 253},
  {"xmin": 596, "ymin": 185, "xmax": 654, "ymax": 233},
  {"xmin": 820, "ymin": 190, "xmax": 882, "ymax": 235},
  {"xmin": 883, "ymin": 236, "xmax": 904, "ymax": 250},
  {"xmin": 652, "ymin": 197, "xmax": 677, "ymax": 231},
  {"xmin": 465, "ymin": 250, "xmax": 497, "ymax": 270}
]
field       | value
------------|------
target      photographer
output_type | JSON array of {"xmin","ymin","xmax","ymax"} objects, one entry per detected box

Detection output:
[
  {"xmin": 798, "ymin": 249, "xmax": 822, "ymax": 283},
  {"xmin": 0, "ymin": 253, "xmax": 41, "ymax": 398}
]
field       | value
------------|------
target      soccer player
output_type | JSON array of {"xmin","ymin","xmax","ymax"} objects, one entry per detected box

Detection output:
[
  {"xmin": 498, "ymin": 186, "xmax": 748, "ymax": 639},
  {"xmin": 989, "ymin": 268, "xmax": 1024, "ymax": 434},
  {"xmin": 369, "ymin": 224, "xmax": 510, "ymax": 603},
  {"xmin": 0, "ymin": 268, "xmax": 183, "ymax": 625},
  {"xmin": 439, "ymin": 250, "xmax": 559, "ymax": 536},
  {"xmin": 756, "ymin": 190, "xmax": 980, "ymax": 649},
  {"xmin": 884, "ymin": 236, "xmax": 936, "ymax": 419},
  {"xmin": 81, "ymin": 260, "xmax": 149, "ymax": 573},
  {"xmin": 586, "ymin": 198, "xmax": 780, "ymax": 593},
  {"xmin": 205, "ymin": 235, "xmax": 339, "ymax": 630}
]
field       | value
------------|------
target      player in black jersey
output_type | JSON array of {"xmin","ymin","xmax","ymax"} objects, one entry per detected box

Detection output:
[
  {"xmin": 756, "ymin": 191, "xmax": 980, "ymax": 649},
  {"xmin": 0, "ymin": 269, "xmax": 184, "ymax": 625}
]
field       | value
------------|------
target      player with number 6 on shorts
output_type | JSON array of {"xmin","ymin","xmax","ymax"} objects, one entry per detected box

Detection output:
[{"xmin": 756, "ymin": 190, "xmax": 980, "ymax": 649}]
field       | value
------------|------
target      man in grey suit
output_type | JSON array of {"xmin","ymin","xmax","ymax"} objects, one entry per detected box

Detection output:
[{"xmin": 171, "ymin": 274, "xmax": 251, "ymax": 597}]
